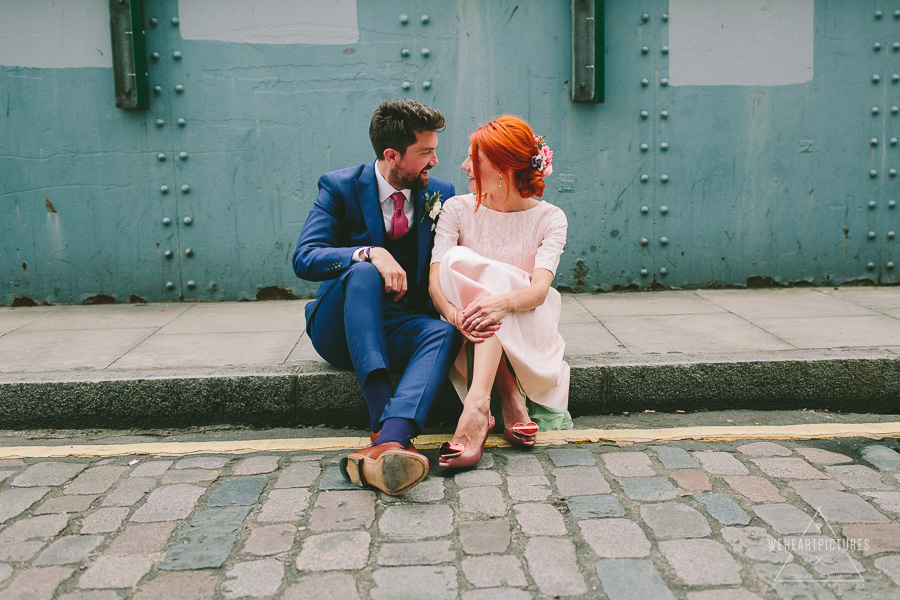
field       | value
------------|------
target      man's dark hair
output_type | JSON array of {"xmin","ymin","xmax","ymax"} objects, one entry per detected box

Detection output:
[{"xmin": 369, "ymin": 99, "xmax": 446, "ymax": 159}]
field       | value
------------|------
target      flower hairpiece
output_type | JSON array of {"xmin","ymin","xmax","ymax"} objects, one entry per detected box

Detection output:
[{"xmin": 531, "ymin": 135, "xmax": 553, "ymax": 178}]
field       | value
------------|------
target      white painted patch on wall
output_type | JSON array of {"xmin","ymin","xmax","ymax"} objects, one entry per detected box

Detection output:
[
  {"xmin": 0, "ymin": 0, "xmax": 111, "ymax": 68},
  {"xmin": 178, "ymin": 0, "xmax": 359, "ymax": 45},
  {"xmin": 669, "ymin": 0, "xmax": 814, "ymax": 86}
]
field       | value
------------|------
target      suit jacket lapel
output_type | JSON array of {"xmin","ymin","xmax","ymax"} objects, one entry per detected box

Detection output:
[{"xmin": 357, "ymin": 161, "xmax": 385, "ymax": 247}]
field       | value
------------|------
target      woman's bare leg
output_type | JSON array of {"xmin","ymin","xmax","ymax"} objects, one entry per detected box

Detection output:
[
  {"xmin": 449, "ymin": 336, "xmax": 503, "ymax": 449},
  {"xmin": 495, "ymin": 358, "xmax": 530, "ymax": 427}
]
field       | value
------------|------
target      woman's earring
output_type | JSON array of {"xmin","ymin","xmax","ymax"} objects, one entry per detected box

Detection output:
[{"xmin": 498, "ymin": 173, "xmax": 503, "ymax": 188}]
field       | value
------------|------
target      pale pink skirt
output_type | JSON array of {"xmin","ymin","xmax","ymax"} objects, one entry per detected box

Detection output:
[{"xmin": 438, "ymin": 246, "xmax": 570, "ymax": 411}]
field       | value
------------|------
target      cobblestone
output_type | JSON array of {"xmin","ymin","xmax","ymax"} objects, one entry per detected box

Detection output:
[
  {"xmin": 659, "ymin": 539, "xmax": 743, "ymax": 585},
  {"xmin": 458, "ymin": 519, "xmax": 510, "ymax": 554},
  {"xmin": 461, "ymin": 555, "xmax": 527, "ymax": 587},
  {"xmin": 524, "ymin": 537, "xmax": 587, "ymax": 596},
  {"xmin": 580, "ymin": 518, "xmax": 651, "ymax": 557},
  {"xmin": 640, "ymin": 502, "xmax": 712, "ymax": 538},
  {"xmin": 11, "ymin": 462, "xmax": 87, "ymax": 487},
  {"xmin": 513, "ymin": 502, "xmax": 567, "ymax": 536},
  {"xmin": 161, "ymin": 468, "xmax": 219, "ymax": 484},
  {"xmin": 553, "ymin": 466, "xmax": 611, "ymax": 496},
  {"xmin": 222, "ymin": 558, "xmax": 284, "ymax": 598},
  {"xmin": 595, "ymin": 558, "xmax": 676, "ymax": 600},
  {"xmin": 861, "ymin": 445, "xmax": 900, "ymax": 472},
  {"xmin": 1, "ymin": 438, "xmax": 898, "ymax": 599},
  {"xmin": 312, "ymin": 490, "xmax": 375, "ymax": 531}
]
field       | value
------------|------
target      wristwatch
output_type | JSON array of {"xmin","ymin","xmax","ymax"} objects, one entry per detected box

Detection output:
[{"xmin": 362, "ymin": 246, "xmax": 373, "ymax": 262}]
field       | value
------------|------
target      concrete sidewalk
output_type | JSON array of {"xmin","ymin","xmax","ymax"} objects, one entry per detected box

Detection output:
[{"xmin": 1, "ymin": 287, "xmax": 898, "ymax": 429}]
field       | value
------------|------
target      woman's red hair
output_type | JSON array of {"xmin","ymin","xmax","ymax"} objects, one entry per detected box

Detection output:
[{"xmin": 471, "ymin": 115, "xmax": 545, "ymax": 208}]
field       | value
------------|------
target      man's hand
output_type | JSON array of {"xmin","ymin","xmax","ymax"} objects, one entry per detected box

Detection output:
[{"xmin": 369, "ymin": 247, "xmax": 407, "ymax": 301}]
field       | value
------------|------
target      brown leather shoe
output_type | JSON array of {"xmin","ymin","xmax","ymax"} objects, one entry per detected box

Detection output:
[
  {"xmin": 370, "ymin": 431, "xmax": 417, "ymax": 451},
  {"xmin": 341, "ymin": 443, "xmax": 429, "ymax": 495}
]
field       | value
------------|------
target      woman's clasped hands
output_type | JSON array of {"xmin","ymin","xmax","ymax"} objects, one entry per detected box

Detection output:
[{"xmin": 451, "ymin": 294, "xmax": 510, "ymax": 343}]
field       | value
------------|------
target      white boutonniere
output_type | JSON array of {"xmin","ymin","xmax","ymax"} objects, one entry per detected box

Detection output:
[{"xmin": 422, "ymin": 191, "xmax": 444, "ymax": 231}]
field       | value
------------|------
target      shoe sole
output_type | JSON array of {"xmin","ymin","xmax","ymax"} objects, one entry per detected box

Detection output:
[{"xmin": 344, "ymin": 450, "xmax": 429, "ymax": 496}]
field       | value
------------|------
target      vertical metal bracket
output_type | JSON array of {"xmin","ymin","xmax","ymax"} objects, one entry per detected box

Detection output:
[
  {"xmin": 572, "ymin": 0, "xmax": 605, "ymax": 103},
  {"xmin": 109, "ymin": 0, "xmax": 149, "ymax": 109}
]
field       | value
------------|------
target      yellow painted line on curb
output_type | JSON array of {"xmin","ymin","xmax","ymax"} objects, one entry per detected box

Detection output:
[{"xmin": 1, "ymin": 422, "xmax": 898, "ymax": 459}]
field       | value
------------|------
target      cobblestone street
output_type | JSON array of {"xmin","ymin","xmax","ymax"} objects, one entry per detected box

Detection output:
[{"xmin": 2, "ymin": 434, "xmax": 900, "ymax": 599}]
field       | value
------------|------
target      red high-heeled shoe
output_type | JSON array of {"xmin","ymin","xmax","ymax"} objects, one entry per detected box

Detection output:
[
  {"xmin": 504, "ymin": 422, "xmax": 539, "ymax": 447},
  {"xmin": 439, "ymin": 415, "xmax": 495, "ymax": 469}
]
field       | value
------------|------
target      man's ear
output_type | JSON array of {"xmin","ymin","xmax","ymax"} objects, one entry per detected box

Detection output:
[{"xmin": 383, "ymin": 148, "xmax": 401, "ymax": 165}]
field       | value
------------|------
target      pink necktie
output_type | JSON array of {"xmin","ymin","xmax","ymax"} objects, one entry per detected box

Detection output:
[{"xmin": 388, "ymin": 191, "xmax": 409, "ymax": 241}]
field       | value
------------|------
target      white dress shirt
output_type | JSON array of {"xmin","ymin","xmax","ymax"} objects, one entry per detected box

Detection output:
[{"xmin": 353, "ymin": 162, "xmax": 413, "ymax": 261}]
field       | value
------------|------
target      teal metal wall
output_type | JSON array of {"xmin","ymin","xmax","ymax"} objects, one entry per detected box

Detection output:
[{"xmin": 1, "ymin": 0, "xmax": 897, "ymax": 305}]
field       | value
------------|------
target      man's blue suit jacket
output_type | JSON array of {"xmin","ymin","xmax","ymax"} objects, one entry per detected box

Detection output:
[{"xmin": 292, "ymin": 160, "xmax": 456, "ymax": 323}]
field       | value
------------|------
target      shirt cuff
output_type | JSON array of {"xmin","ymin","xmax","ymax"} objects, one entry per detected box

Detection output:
[{"xmin": 352, "ymin": 247, "xmax": 367, "ymax": 262}]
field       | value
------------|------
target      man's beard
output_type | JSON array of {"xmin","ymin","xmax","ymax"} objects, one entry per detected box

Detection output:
[{"xmin": 391, "ymin": 166, "xmax": 431, "ymax": 191}]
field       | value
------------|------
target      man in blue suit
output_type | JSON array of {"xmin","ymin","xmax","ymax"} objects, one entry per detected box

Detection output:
[{"xmin": 293, "ymin": 99, "xmax": 459, "ymax": 495}]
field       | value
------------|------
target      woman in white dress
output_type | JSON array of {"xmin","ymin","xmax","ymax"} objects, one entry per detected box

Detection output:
[{"xmin": 429, "ymin": 115, "xmax": 572, "ymax": 469}]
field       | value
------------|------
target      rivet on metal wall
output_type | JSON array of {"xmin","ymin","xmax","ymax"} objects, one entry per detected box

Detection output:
[
  {"xmin": 162, "ymin": 217, "xmax": 171, "ymax": 225},
  {"xmin": 171, "ymin": 17, "xmax": 179, "ymax": 26},
  {"xmin": 867, "ymin": 262, "xmax": 876, "ymax": 271},
  {"xmin": 640, "ymin": 143, "xmax": 649, "ymax": 152},
  {"xmin": 894, "ymin": 42, "xmax": 900, "ymax": 51},
  {"xmin": 164, "ymin": 250, "xmax": 173, "ymax": 259},
  {"xmin": 893, "ymin": 74, "xmax": 900, "ymax": 83},
  {"xmin": 399, "ymin": 14, "xmax": 409, "ymax": 25},
  {"xmin": 641, "ymin": 237, "xmax": 648, "ymax": 246},
  {"xmin": 872, "ymin": 74, "xmax": 881, "ymax": 84},
  {"xmin": 662, "ymin": 13, "xmax": 669, "ymax": 22},
  {"xmin": 151, "ymin": 52, "xmax": 160, "ymax": 61},
  {"xmin": 895, "ymin": 10, "xmax": 900, "ymax": 18},
  {"xmin": 660, "ymin": 174, "xmax": 670, "ymax": 183},
  {"xmin": 166, "ymin": 281, "xmax": 174, "ymax": 290},
  {"xmin": 640, "ymin": 206, "xmax": 649, "ymax": 214},
  {"xmin": 641, "ymin": 46, "xmax": 649, "ymax": 55},
  {"xmin": 421, "ymin": 48, "xmax": 430, "ymax": 57},
  {"xmin": 160, "ymin": 185, "xmax": 169, "ymax": 194},
  {"xmin": 872, "ymin": 106, "xmax": 880, "ymax": 115},
  {"xmin": 187, "ymin": 280, "xmax": 196, "ymax": 289},
  {"xmin": 660, "ymin": 110, "xmax": 669, "ymax": 119},
  {"xmin": 888, "ymin": 262, "xmax": 896, "ymax": 270},
  {"xmin": 156, "ymin": 119, "xmax": 165, "ymax": 127},
  {"xmin": 157, "ymin": 153, "xmax": 166, "ymax": 161},
  {"xmin": 661, "ymin": 46, "xmax": 669, "ymax": 55},
  {"xmin": 660, "ymin": 78, "xmax": 669, "ymax": 87},
  {"xmin": 890, "ymin": 169, "xmax": 897, "ymax": 177},
  {"xmin": 173, "ymin": 51, "xmax": 182, "ymax": 61},
  {"xmin": 641, "ymin": 78, "xmax": 649, "ymax": 87},
  {"xmin": 177, "ymin": 118, "xmax": 186, "ymax": 127},
  {"xmin": 889, "ymin": 231, "xmax": 896, "ymax": 239},
  {"xmin": 869, "ymin": 201, "xmax": 877, "ymax": 209},
  {"xmin": 179, "ymin": 151, "xmax": 188, "ymax": 160},
  {"xmin": 422, "ymin": 81, "xmax": 432, "ymax": 90},
  {"xmin": 660, "ymin": 142, "xmax": 669, "ymax": 151},
  {"xmin": 660, "ymin": 267, "xmax": 668, "ymax": 275},
  {"xmin": 185, "ymin": 248, "xmax": 193, "ymax": 257},
  {"xmin": 660, "ymin": 206, "xmax": 668, "ymax": 214},
  {"xmin": 891, "ymin": 200, "xmax": 898, "ymax": 208},
  {"xmin": 872, "ymin": 138, "xmax": 879, "ymax": 146},
  {"xmin": 640, "ymin": 268, "xmax": 648, "ymax": 276},
  {"xmin": 640, "ymin": 110, "xmax": 649, "ymax": 119},
  {"xmin": 153, "ymin": 85, "xmax": 162, "ymax": 95},
  {"xmin": 870, "ymin": 169, "xmax": 878, "ymax": 178},
  {"xmin": 868, "ymin": 231, "xmax": 877, "ymax": 239},
  {"xmin": 402, "ymin": 81, "xmax": 411, "ymax": 91},
  {"xmin": 892, "ymin": 106, "xmax": 900, "ymax": 114},
  {"xmin": 892, "ymin": 138, "xmax": 899, "ymax": 146},
  {"xmin": 640, "ymin": 174, "xmax": 649, "ymax": 183},
  {"xmin": 401, "ymin": 48, "xmax": 410, "ymax": 58},
  {"xmin": 183, "ymin": 216, "xmax": 193, "ymax": 225},
  {"xmin": 420, "ymin": 14, "xmax": 430, "ymax": 24},
  {"xmin": 875, "ymin": 10, "xmax": 883, "ymax": 19},
  {"xmin": 149, "ymin": 17, "xmax": 158, "ymax": 26},
  {"xmin": 175, "ymin": 84, "xmax": 184, "ymax": 94},
  {"xmin": 875, "ymin": 42, "xmax": 882, "ymax": 51},
  {"xmin": 660, "ymin": 237, "xmax": 669, "ymax": 245},
  {"xmin": 181, "ymin": 184, "xmax": 190, "ymax": 193},
  {"xmin": 641, "ymin": 13, "xmax": 650, "ymax": 23}
]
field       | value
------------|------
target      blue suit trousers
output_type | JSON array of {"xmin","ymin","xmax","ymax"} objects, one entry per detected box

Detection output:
[{"xmin": 305, "ymin": 262, "xmax": 459, "ymax": 430}]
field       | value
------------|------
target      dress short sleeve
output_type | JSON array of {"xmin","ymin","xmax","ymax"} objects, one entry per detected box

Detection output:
[
  {"xmin": 533, "ymin": 206, "xmax": 568, "ymax": 275},
  {"xmin": 430, "ymin": 195, "xmax": 463, "ymax": 264}
]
